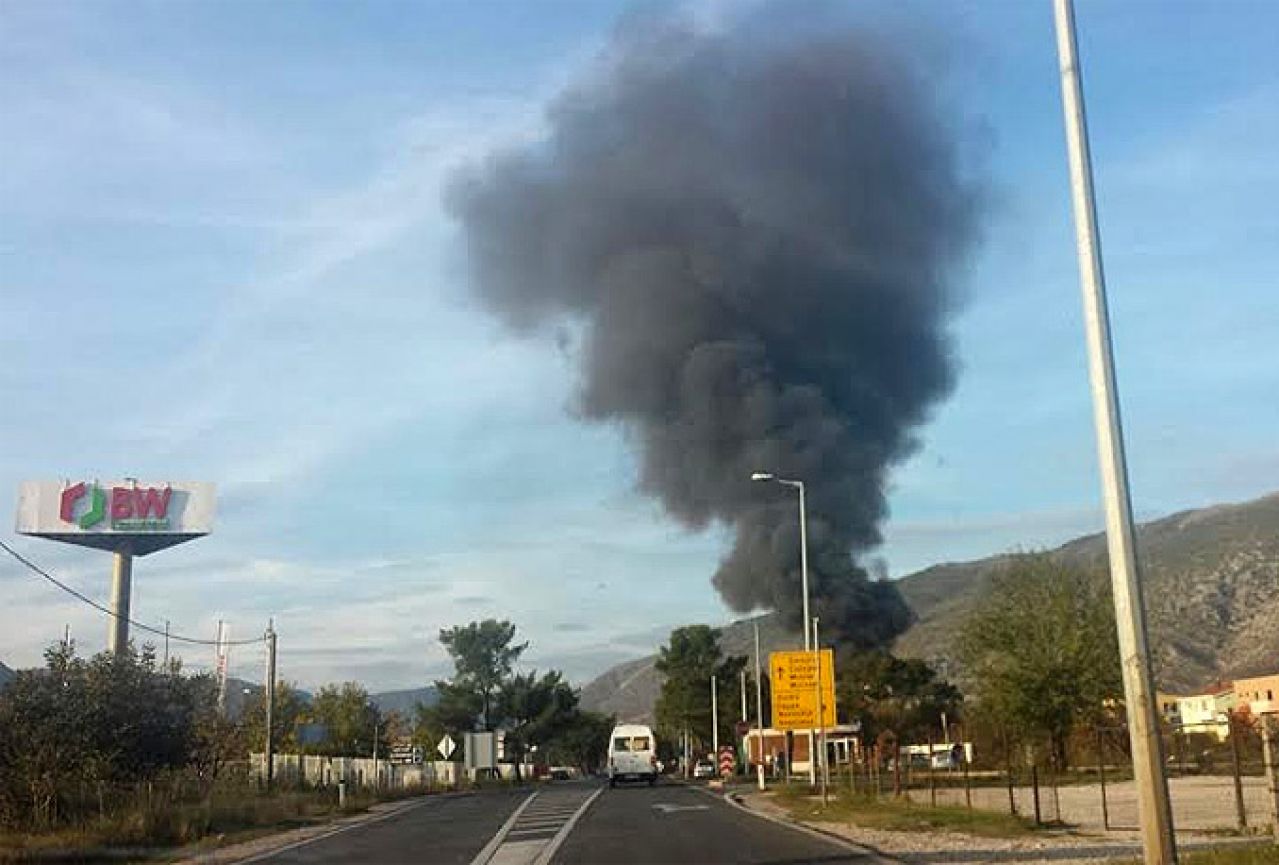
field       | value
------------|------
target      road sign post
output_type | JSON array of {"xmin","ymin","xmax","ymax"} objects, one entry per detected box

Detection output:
[{"xmin": 814, "ymin": 617, "xmax": 828, "ymax": 807}]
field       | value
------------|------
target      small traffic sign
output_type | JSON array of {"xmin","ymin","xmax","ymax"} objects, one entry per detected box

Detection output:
[
  {"xmin": 389, "ymin": 745, "xmax": 424, "ymax": 765},
  {"xmin": 437, "ymin": 734, "xmax": 457, "ymax": 760},
  {"xmin": 718, "ymin": 744, "xmax": 735, "ymax": 778},
  {"xmin": 769, "ymin": 649, "xmax": 836, "ymax": 730}
]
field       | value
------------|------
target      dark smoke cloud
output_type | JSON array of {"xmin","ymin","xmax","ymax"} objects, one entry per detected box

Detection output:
[{"xmin": 449, "ymin": 10, "xmax": 981, "ymax": 647}]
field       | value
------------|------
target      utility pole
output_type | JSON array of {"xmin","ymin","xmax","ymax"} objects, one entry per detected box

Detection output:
[
  {"xmin": 740, "ymin": 669, "xmax": 748, "ymax": 723},
  {"xmin": 711, "ymin": 675, "xmax": 719, "ymax": 762},
  {"xmin": 216, "ymin": 620, "xmax": 230, "ymax": 716},
  {"xmin": 754, "ymin": 619, "xmax": 766, "ymax": 791},
  {"xmin": 264, "ymin": 621, "xmax": 277, "ymax": 789},
  {"xmin": 1053, "ymin": 2, "xmax": 1176, "ymax": 862},
  {"xmin": 163, "ymin": 620, "xmax": 170, "ymax": 669}
]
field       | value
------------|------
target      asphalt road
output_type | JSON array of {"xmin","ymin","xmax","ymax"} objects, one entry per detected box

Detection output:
[
  {"xmin": 551, "ymin": 780, "xmax": 877, "ymax": 865},
  {"xmin": 239, "ymin": 787, "xmax": 529, "ymax": 865},
  {"xmin": 234, "ymin": 780, "xmax": 884, "ymax": 865}
]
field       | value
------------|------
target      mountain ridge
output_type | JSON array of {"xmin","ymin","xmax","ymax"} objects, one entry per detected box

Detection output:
[{"xmin": 580, "ymin": 490, "xmax": 1279, "ymax": 723}]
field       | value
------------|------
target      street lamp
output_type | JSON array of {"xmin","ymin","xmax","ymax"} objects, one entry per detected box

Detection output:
[
  {"xmin": 750, "ymin": 472, "xmax": 811, "ymax": 651},
  {"xmin": 367, "ymin": 700, "xmax": 381, "ymax": 790},
  {"xmin": 751, "ymin": 470, "xmax": 816, "ymax": 788}
]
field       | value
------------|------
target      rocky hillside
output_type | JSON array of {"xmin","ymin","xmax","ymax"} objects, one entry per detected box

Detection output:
[
  {"xmin": 0, "ymin": 662, "xmax": 13, "ymax": 689},
  {"xmin": 578, "ymin": 615, "xmax": 802, "ymax": 724},
  {"xmin": 581, "ymin": 491, "xmax": 1279, "ymax": 721}
]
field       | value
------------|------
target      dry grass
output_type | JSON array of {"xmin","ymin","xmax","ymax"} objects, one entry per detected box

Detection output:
[
  {"xmin": 772, "ymin": 785, "xmax": 1042, "ymax": 838},
  {"xmin": 0, "ymin": 784, "xmax": 418, "ymax": 862}
]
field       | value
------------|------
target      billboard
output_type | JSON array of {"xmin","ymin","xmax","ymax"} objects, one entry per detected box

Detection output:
[{"xmin": 16, "ymin": 480, "xmax": 215, "ymax": 555}]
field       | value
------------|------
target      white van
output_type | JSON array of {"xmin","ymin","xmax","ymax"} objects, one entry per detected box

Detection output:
[{"xmin": 607, "ymin": 724, "xmax": 658, "ymax": 787}]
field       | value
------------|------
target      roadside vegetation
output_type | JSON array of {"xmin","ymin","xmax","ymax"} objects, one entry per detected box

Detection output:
[{"xmin": 0, "ymin": 619, "xmax": 612, "ymax": 859}]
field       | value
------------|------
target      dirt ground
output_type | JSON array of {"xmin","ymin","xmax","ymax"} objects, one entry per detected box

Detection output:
[{"xmin": 741, "ymin": 779, "xmax": 1277, "ymax": 865}]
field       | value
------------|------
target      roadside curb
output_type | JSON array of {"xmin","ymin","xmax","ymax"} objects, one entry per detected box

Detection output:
[{"xmin": 712, "ymin": 787, "xmax": 905, "ymax": 865}]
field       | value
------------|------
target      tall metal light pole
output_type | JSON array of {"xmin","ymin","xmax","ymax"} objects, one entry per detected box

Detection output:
[
  {"xmin": 710, "ymin": 675, "xmax": 719, "ymax": 763},
  {"xmin": 369, "ymin": 699, "xmax": 381, "ymax": 790},
  {"xmin": 754, "ymin": 619, "xmax": 766, "ymax": 791},
  {"xmin": 1053, "ymin": 2, "xmax": 1176, "ymax": 862},
  {"xmin": 751, "ymin": 471, "xmax": 816, "ymax": 786}
]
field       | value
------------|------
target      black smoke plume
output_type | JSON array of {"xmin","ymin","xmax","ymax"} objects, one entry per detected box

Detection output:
[{"xmin": 450, "ymin": 11, "xmax": 981, "ymax": 647}]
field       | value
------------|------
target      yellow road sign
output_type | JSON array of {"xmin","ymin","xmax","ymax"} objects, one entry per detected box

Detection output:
[{"xmin": 769, "ymin": 649, "xmax": 836, "ymax": 730}]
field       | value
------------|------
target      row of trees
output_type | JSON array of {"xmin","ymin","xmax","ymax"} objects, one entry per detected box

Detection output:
[
  {"xmin": 650, "ymin": 553, "xmax": 1128, "ymax": 773},
  {"xmin": 415, "ymin": 619, "xmax": 614, "ymax": 775},
  {"xmin": 240, "ymin": 680, "xmax": 395, "ymax": 758},
  {"xmin": 651, "ymin": 623, "xmax": 964, "ymax": 761}
]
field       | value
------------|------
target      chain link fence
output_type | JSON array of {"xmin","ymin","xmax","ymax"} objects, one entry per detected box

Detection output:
[{"xmin": 820, "ymin": 714, "xmax": 1279, "ymax": 836}]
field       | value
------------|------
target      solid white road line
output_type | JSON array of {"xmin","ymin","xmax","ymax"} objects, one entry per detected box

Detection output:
[
  {"xmin": 232, "ymin": 797, "xmax": 438, "ymax": 864},
  {"xmin": 706, "ymin": 787, "xmax": 899, "ymax": 864},
  {"xmin": 469, "ymin": 791, "xmax": 540, "ymax": 865}
]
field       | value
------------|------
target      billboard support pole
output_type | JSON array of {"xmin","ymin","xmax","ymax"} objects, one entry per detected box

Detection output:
[{"xmin": 108, "ymin": 544, "xmax": 133, "ymax": 654}]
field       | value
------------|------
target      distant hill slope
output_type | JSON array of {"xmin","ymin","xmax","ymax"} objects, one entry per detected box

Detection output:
[
  {"xmin": 580, "ymin": 491, "xmax": 1279, "ymax": 721},
  {"xmin": 580, "ymin": 614, "xmax": 802, "ymax": 725},
  {"xmin": 895, "ymin": 491, "xmax": 1279, "ymax": 692},
  {"xmin": 0, "ymin": 662, "xmax": 13, "ymax": 689},
  {"xmin": 371, "ymin": 686, "xmax": 438, "ymax": 717}
]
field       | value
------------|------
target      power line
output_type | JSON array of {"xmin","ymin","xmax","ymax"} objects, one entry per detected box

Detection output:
[{"xmin": 0, "ymin": 537, "xmax": 267, "ymax": 647}]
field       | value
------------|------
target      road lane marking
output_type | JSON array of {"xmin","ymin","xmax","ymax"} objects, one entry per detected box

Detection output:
[
  {"xmin": 469, "ymin": 791, "xmax": 540, "ymax": 865},
  {"xmin": 529, "ymin": 786, "xmax": 603, "ymax": 865},
  {"xmin": 488, "ymin": 839, "xmax": 547, "ymax": 865},
  {"xmin": 703, "ymin": 787, "xmax": 890, "ymax": 862},
  {"xmin": 471, "ymin": 785, "xmax": 602, "ymax": 865},
  {"xmin": 230, "ymin": 796, "xmax": 439, "ymax": 864},
  {"xmin": 652, "ymin": 802, "xmax": 710, "ymax": 813}
]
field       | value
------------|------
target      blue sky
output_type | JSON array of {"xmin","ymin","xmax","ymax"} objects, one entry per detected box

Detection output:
[{"xmin": 2, "ymin": 1, "xmax": 1276, "ymax": 691}]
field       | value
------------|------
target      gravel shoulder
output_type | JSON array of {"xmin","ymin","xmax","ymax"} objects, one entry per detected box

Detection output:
[{"xmin": 732, "ymin": 787, "xmax": 1270, "ymax": 865}]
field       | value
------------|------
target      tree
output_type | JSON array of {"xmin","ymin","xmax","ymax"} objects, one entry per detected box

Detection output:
[
  {"xmin": 310, "ymin": 682, "xmax": 380, "ymax": 757},
  {"xmin": 654, "ymin": 625, "xmax": 745, "ymax": 754},
  {"xmin": 438, "ymin": 620, "xmax": 527, "ymax": 730},
  {"xmin": 834, "ymin": 650, "xmax": 962, "ymax": 745},
  {"xmin": 240, "ymin": 680, "xmax": 308, "ymax": 754},
  {"xmin": 957, "ymin": 553, "xmax": 1121, "ymax": 769},
  {"xmin": 545, "ymin": 711, "xmax": 613, "ymax": 774},
  {"xmin": 415, "ymin": 682, "xmax": 481, "ymax": 752},
  {"xmin": 497, "ymin": 670, "xmax": 578, "ymax": 780}
]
